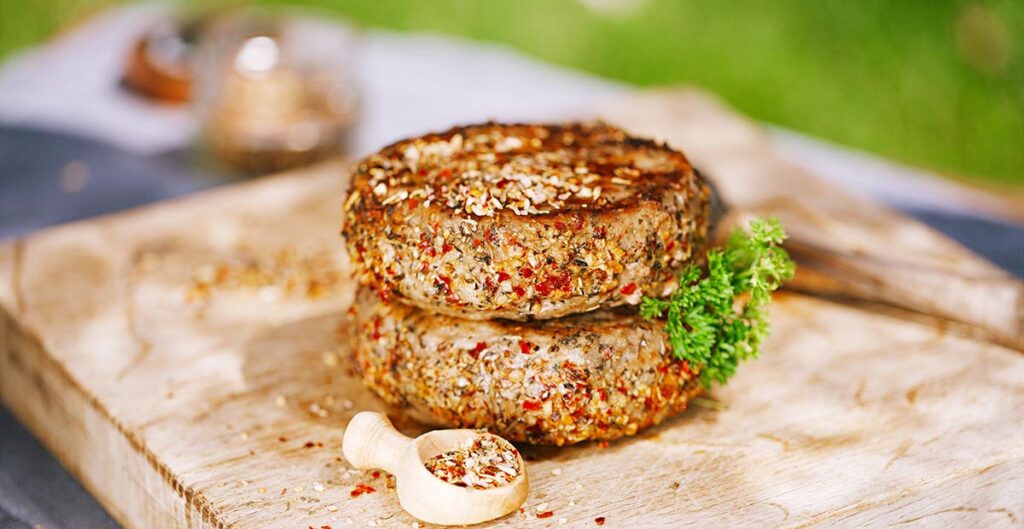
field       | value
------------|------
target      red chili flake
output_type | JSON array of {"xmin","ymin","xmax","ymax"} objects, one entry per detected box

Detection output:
[
  {"xmin": 522, "ymin": 399, "xmax": 542, "ymax": 411},
  {"xmin": 418, "ymin": 168, "xmax": 427, "ymax": 176},
  {"xmin": 408, "ymin": 198, "xmax": 419, "ymax": 209},
  {"xmin": 554, "ymin": 221, "xmax": 567, "ymax": 231},
  {"xmin": 376, "ymin": 288, "xmax": 390, "ymax": 303},
  {"xmin": 681, "ymin": 360, "xmax": 693, "ymax": 376},
  {"xmin": 519, "ymin": 266, "xmax": 533, "ymax": 278},
  {"xmin": 620, "ymin": 282, "xmax": 638, "ymax": 295},
  {"xmin": 497, "ymin": 271, "xmax": 511, "ymax": 282},
  {"xmin": 519, "ymin": 340, "xmax": 532, "ymax": 354},
  {"xmin": 595, "ymin": 516, "xmax": 606, "ymax": 525},
  {"xmin": 472, "ymin": 239, "xmax": 484, "ymax": 248},
  {"xmin": 434, "ymin": 275, "xmax": 452, "ymax": 294},
  {"xmin": 666, "ymin": 240, "xmax": 676, "ymax": 252},
  {"xmin": 439, "ymin": 168, "xmax": 452, "ymax": 178},
  {"xmin": 597, "ymin": 440, "xmax": 609, "ymax": 449},
  {"xmin": 657, "ymin": 363, "xmax": 669, "ymax": 374},
  {"xmin": 371, "ymin": 471, "xmax": 381, "ymax": 479},
  {"xmin": 371, "ymin": 317, "xmax": 382, "ymax": 340},
  {"xmin": 350, "ymin": 483, "xmax": 376, "ymax": 497},
  {"xmin": 417, "ymin": 233, "xmax": 437, "ymax": 258},
  {"xmin": 512, "ymin": 285, "xmax": 526, "ymax": 297},
  {"xmin": 441, "ymin": 243, "xmax": 454, "ymax": 255},
  {"xmin": 537, "ymin": 272, "xmax": 571, "ymax": 296},
  {"xmin": 537, "ymin": 511, "xmax": 554, "ymax": 519},
  {"xmin": 597, "ymin": 388, "xmax": 608, "ymax": 402},
  {"xmin": 470, "ymin": 342, "xmax": 488, "ymax": 358}
]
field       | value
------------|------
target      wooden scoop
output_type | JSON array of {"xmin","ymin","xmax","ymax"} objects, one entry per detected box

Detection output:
[{"xmin": 342, "ymin": 411, "xmax": 529, "ymax": 525}]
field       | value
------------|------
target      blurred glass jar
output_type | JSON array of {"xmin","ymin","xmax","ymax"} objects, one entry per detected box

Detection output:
[
  {"xmin": 122, "ymin": 16, "xmax": 203, "ymax": 104},
  {"xmin": 195, "ymin": 11, "xmax": 359, "ymax": 174}
]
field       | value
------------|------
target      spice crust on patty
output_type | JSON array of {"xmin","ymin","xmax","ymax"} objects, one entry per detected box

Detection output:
[
  {"xmin": 342, "ymin": 122, "xmax": 711, "ymax": 321},
  {"xmin": 351, "ymin": 287, "xmax": 704, "ymax": 446}
]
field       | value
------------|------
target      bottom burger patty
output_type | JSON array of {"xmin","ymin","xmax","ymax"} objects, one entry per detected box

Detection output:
[{"xmin": 352, "ymin": 287, "xmax": 704, "ymax": 445}]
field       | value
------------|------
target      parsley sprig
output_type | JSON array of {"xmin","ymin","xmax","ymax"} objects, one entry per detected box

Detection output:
[{"xmin": 640, "ymin": 217, "xmax": 795, "ymax": 388}]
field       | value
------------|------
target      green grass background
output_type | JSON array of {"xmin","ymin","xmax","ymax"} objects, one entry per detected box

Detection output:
[{"xmin": 2, "ymin": 0, "xmax": 1022, "ymax": 187}]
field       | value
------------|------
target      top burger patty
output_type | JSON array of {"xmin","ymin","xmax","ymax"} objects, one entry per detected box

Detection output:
[{"xmin": 342, "ymin": 122, "xmax": 711, "ymax": 320}]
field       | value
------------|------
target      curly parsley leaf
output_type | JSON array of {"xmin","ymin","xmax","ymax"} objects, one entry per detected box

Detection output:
[{"xmin": 640, "ymin": 217, "xmax": 795, "ymax": 388}]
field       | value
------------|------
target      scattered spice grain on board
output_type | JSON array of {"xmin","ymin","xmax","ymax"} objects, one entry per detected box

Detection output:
[
  {"xmin": 423, "ymin": 434, "xmax": 520, "ymax": 489},
  {"xmin": 183, "ymin": 248, "xmax": 343, "ymax": 303},
  {"xmin": 350, "ymin": 483, "xmax": 376, "ymax": 497}
]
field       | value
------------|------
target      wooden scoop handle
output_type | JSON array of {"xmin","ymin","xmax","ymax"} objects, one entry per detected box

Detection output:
[{"xmin": 343, "ymin": 412, "xmax": 412, "ymax": 474}]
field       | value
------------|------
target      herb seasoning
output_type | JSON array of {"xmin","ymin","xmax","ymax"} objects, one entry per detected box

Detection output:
[{"xmin": 424, "ymin": 434, "xmax": 521, "ymax": 489}]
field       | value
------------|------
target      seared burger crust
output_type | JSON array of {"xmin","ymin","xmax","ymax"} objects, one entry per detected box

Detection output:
[
  {"xmin": 343, "ymin": 122, "xmax": 711, "ymax": 321},
  {"xmin": 352, "ymin": 287, "xmax": 704, "ymax": 446}
]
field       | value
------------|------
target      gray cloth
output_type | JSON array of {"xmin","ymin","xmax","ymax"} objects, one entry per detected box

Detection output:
[
  {"xmin": 0, "ymin": 125, "xmax": 1020, "ymax": 529},
  {"xmin": 0, "ymin": 407, "xmax": 119, "ymax": 529}
]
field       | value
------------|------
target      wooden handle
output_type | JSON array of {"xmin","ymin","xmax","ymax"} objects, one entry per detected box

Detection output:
[
  {"xmin": 342, "ymin": 412, "xmax": 412, "ymax": 474},
  {"xmin": 784, "ymin": 238, "xmax": 1024, "ymax": 351},
  {"xmin": 720, "ymin": 207, "xmax": 1024, "ymax": 351}
]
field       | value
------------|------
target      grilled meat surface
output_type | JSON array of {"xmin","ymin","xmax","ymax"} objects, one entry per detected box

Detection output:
[
  {"xmin": 351, "ymin": 287, "xmax": 704, "ymax": 446},
  {"xmin": 342, "ymin": 122, "xmax": 711, "ymax": 320}
]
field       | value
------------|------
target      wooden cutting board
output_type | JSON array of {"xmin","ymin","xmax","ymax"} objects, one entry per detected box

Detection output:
[{"xmin": 1, "ymin": 89, "xmax": 1021, "ymax": 529}]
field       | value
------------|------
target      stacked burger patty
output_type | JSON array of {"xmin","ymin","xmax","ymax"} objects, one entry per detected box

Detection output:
[{"xmin": 342, "ymin": 123, "xmax": 712, "ymax": 446}]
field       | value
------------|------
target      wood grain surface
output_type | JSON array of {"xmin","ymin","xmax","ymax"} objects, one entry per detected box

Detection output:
[{"xmin": 1, "ymin": 90, "xmax": 1021, "ymax": 529}]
